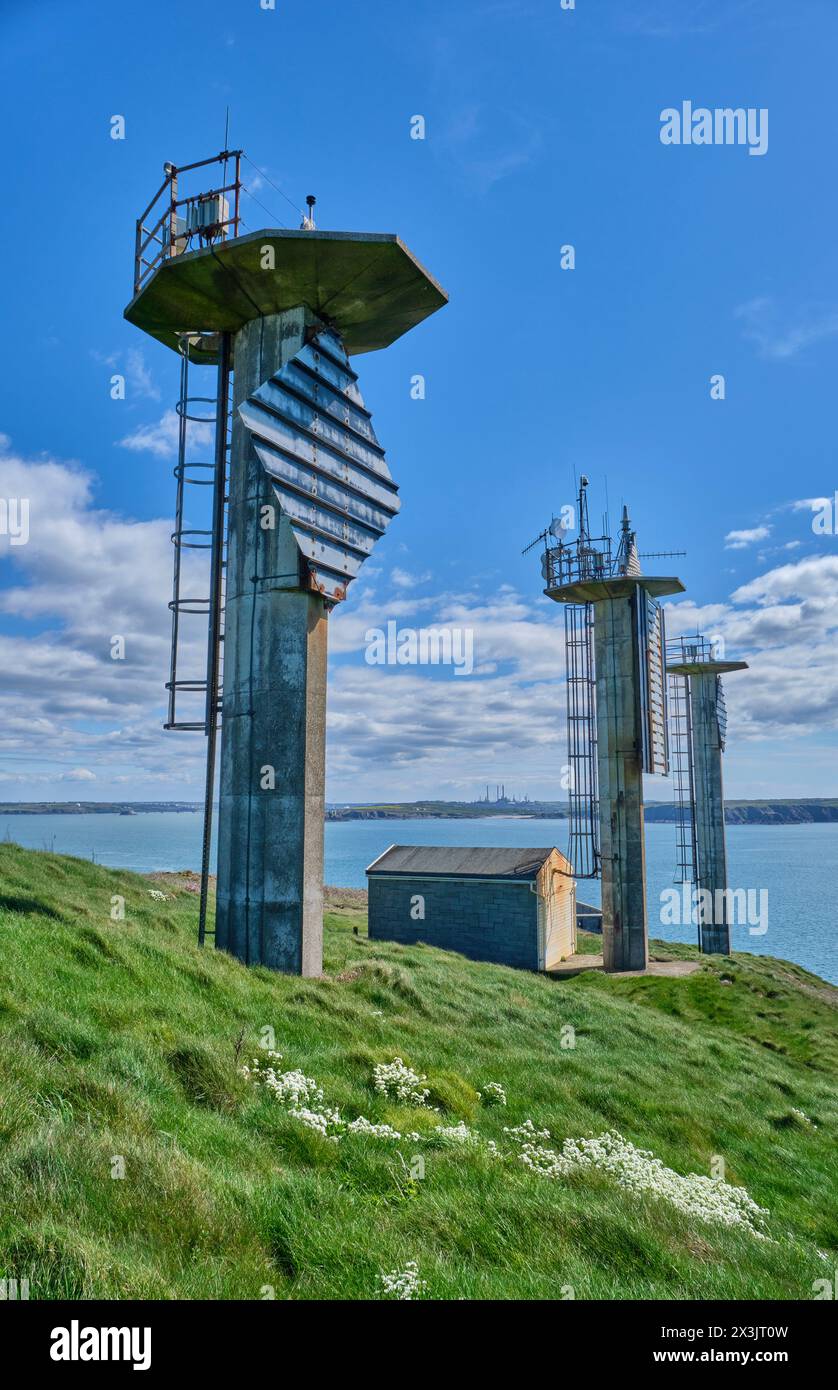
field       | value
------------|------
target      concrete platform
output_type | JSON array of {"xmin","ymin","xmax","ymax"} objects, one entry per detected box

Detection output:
[
  {"xmin": 125, "ymin": 229, "xmax": 448, "ymax": 363},
  {"xmin": 548, "ymin": 955, "xmax": 703, "ymax": 979}
]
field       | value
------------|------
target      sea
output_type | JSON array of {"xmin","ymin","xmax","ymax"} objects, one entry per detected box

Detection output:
[{"xmin": 2, "ymin": 813, "xmax": 835, "ymax": 984}]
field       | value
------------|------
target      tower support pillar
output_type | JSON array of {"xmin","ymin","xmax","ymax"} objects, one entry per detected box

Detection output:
[
  {"xmin": 215, "ymin": 309, "xmax": 327, "ymax": 975},
  {"xmin": 690, "ymin": 672, "xmax": 730, "ymax": 955},
  {"xmin": 594, "ymin": 592, "xmax": 649, "ymax": 972}
]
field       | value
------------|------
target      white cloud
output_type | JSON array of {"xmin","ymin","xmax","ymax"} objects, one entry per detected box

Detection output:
[
  {"xmin": 118, "ymin": 409, "xmax": 213, "ymax": 459},
  {"xmin": 126, "ymin": 349, "xmax": 161, "ymax": 402},
  {"xmin": 0, "ymin": 439, "xmax": 210, "ymax": 796},
  {"xmin": 724, "ymin": 525, "xmax": 771, "ymax": 549},
  {"xmin": 1, "ymin": 434, "xmax": 837, "ymax": 801},
  {"xmin": 390, "ymin": 566, "xmax": 432, "ymax": 588},
  {"xmin": 735, "ymin": 297, "xmax": 838, "ymax": 361},
  {"xmin": 789, "ymin": 496, "xmax": 831, "ymax": 513}
]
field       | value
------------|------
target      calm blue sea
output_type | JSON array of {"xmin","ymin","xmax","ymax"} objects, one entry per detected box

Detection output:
[{"xmin": 3, "ymin": 813, "xmax": 835, "ymax": 984}]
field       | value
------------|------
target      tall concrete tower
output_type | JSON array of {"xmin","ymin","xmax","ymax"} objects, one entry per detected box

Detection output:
[
  {"xmin": 667, "ymin": 637, "xmax": 748, "ymax": 954},
  {"xmin": 529, "ymin": 482, "xmax": 684, "ymax": 972},
  {"xmin": 126, "ymin": 153, "xmax": 447, "ymax": 974}
]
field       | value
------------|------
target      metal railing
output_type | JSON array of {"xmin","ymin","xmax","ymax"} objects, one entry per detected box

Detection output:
[
  {"xmin": 133, "ymin": 150, "xmax": 242, "ymax": 296},
  {"xmin": 543, "ymin": 536, "xmax": 613, "ymax": 590},
  {"xmin": 666, "ymin": 634, "xmax": 716, "ymax": 667}
]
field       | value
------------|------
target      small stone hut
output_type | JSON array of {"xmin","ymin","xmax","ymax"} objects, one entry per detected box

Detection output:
[{"xmin": 366, "ymin": 845, "xmax": 576, "ymax": 971}]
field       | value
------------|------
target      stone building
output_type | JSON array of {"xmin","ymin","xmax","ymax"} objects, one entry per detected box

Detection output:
[{"xmin": 366, "ymin": 845, "xmax": 576, "ymax": 971}]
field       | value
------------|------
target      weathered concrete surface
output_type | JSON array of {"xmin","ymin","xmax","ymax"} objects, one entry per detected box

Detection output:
[
  {"xmin": 594, "ymin": 592, "xmax": 649, "ymax": 972},
  {"xmin": 666, "ymin": 658, "xmax": 748, "ymax": 956},
  {"xmin": 215, "ymin": 308, "xmax": 327, "ymax": 975},
  {"xmin": 124, "ymin": 230, "xmax": 448, "ymax": 363},
  {"xmin": 547, "ymin": 573, "xmax": 683, "ymax": 976},
  {"xmin": 690, "ymin": 670, "xmax": 732, "ymax": 956}
]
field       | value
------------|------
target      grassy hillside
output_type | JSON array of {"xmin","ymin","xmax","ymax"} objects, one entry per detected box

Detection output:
[{"xmin": 0, "ymin": 844, "xmax": 835, "ymax": 1301}]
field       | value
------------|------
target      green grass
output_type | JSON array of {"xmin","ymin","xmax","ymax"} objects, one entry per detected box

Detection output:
[{"xmin": 0, "ymin": 844, "xmax": 835, "ymax": 1300}]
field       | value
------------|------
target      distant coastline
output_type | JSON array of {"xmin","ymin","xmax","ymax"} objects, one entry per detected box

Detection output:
[
  {"xmin": 2, "ymin": 798, "xmax": 835, "ymax": 826},
  {"xmin": 326, "ymin": 799, "xmax": 838, "ymax": 826}
]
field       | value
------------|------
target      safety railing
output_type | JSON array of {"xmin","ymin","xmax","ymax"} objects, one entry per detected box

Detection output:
[{"xmin": 133, "ymin": 150, "xmax": 242, "ymax": 296}]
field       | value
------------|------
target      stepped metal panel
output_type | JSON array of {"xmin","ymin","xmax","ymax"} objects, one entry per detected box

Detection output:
[{"xmin": 240, "ymin": 326, "xmax": 400, "ymax": 601}]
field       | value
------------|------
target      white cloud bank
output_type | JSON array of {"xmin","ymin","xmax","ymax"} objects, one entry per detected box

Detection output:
[{"xmin": 0, "ymin": 436, "xmax": 836, "ymax": 800}]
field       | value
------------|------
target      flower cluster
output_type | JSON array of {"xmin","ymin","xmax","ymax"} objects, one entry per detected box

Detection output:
[
  {"xmin": 244, "ymin": 1050, "xmax": 419, "ymax": 1144},
  {"xmin": 479, "ymin": 1082, "xmax": 507, "ymax": 1107},
  {"xmin": 347, "ymin": 1116, "xmax": 420, "ymax": 1142},
  {"xmin": 504, "ymin": 1119, "xmax": 550, "ymax": 1143},
  {"xmin": 435, "ymin": 1121, "xmax": 480, "ymax": 1147},
  {"xmin": 378, "ymin": 1260, "xmax": 427, "ymax": 1301},
  {"xmin": 373, "ymin": 1058, "xmax": 431, "ymax": 1107},
  {"xmin": 148, "ymin": 889, "xmax": 169, "ymax": 902},
  {"xmin": 290, "ymin": 1105, "xmax": 344, "ymax": 1140},
  {"xmin": 505, "ymin": 1124, "xmax": 769, "ymax": 1236}
]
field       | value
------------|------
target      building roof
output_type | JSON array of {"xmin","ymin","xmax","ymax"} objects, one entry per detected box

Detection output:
[{"xmin": 366, "ymin": 845, "xmax": 569, "ymax": 880}]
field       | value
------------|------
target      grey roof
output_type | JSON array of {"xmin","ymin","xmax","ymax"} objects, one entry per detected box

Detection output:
[{"xmin": 366, "ymin": 845, "xmax": 567, "ymax": 880}]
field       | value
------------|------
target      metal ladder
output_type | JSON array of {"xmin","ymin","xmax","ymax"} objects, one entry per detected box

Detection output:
[
  {"xmin": 165, "ymin": 332, "xmax": 232, "ymax": 944},
  {"xmin": 565, "ymin": 602, "xmax": 600, "ymax": 878},
  {"xmin": 668, "ymin": 670, "xmax": 698, "ymax": 885}
]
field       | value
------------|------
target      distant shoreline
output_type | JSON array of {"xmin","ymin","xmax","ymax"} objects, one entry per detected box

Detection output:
[{"xmin": 2, "ymin": 799, "xmax": 837, "ymax": 826}]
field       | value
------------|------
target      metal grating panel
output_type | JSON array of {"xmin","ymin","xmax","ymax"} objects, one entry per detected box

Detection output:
[
  {"xmin": 637, "ymin": 593, "xmax": 670, "ymax": 775},
  {"xmin": 715, "ymin": 675, "xmax": 728, "ymax": 750},
  {"xmin": 240, "ymin": 327, "xmax": 400, "ymax": 602}
]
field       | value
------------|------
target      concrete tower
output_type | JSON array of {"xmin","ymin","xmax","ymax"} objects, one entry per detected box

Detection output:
[
  {"xmin": 548, "ymin": 571, "xmax": 683, "ymax": 970},
  {"xmin": 667, "ymin": 646, "xmax": 748, "ymax": 954},
  {"xmin": 126, "ymin": 161, "xmax": 446, "ymax": 974},
  {"xmin": 534, "ymin": 485, "xmax": 684, "ymax": 973}
]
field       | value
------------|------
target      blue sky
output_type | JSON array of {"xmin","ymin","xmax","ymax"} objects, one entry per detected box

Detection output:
[{"xmin": 0, "ymin": 0, "xmax": 836, "ymax": 802}]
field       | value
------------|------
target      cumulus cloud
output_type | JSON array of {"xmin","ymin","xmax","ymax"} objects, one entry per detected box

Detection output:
[
  {"xmin": 724, "ymin": 525, "xmax": 771, "ymax": 550},
  {"xmin": 1, "ymin": 433, "xmax": 837, "ymax": 801},
  {"xmin": 118, "ymin": 410, "xmax": 213, "ymax": 459},
  {"xmin": 0, "ymin": 438, "xmax": 209, "ymax": 795},
  {"xmin": 665, "ymin": 554, "xmax": 838, "ymax": 744}
]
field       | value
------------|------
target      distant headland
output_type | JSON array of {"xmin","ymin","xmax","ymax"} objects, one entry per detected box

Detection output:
[{"xmin": 1, "ymin": 799, "xmax": 836, "ymax": 825}]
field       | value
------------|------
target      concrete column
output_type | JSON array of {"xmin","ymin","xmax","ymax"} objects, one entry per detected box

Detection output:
[
  {"xmin": 215, "ymin": 308, "xmax": 327, "ymax": 975},
  {"xmin": 690, "ymin": 672, "xmax": 730, "ymax": 955},
  {"xmin": 594, "ymin": 591, "xmax": 649, "ymax": 972}
]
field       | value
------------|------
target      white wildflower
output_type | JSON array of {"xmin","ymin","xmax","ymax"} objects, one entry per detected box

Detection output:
[
  {"xmin": 479, "ymin": 1082, "xmax": 507, "ymax": 1107},
  {"xmin": 288, "ymin": 1105, "xmax": 344, "ymax": 1141},
  {"xmin": 378, "ymin": 1260, "xmax": 427, "ymax": 1301},
  {"xmin": 504, "ymin": 1118, "xmax": 551, "ymax": 1143},
  {"xmin": 373, "ymin": 1058, "xmax": 431, "ymax": 1107},
  {"xmin": 435, "ymin": 1121, "xmax": 480, "ymax": 1147},
  {"xmin": 347, "ymin": 1116, "xmax": 404, "ymax": 1140},
  {"xmin": 148, "ymin": 889, "xmax": 169, "ymax": 901},
  {"xmin": 513, "ymin": 1129, "xmax": 769, "ymax": 1236}
]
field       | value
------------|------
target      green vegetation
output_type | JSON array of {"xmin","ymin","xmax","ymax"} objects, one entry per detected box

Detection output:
[{"xmin": 0, "ymin": 843, "xmax": 835, "ymax": 1300}]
